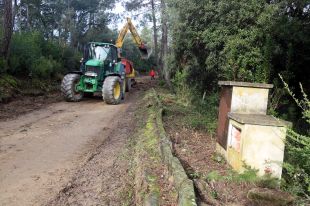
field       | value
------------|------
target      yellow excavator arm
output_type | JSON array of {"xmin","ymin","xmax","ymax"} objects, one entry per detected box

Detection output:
[{"xmin": 116, "ymin": 18, "xmax": 149, "ymax": 59}]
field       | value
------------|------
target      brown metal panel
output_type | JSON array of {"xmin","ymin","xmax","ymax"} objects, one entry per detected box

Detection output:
[{"xmin": 216, "ymin": 86, "xmax": 232, "ymax": 149}]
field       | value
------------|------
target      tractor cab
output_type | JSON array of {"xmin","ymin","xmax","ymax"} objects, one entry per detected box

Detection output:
[{"xmin": 81, "ymin": 42, "xmax": 119, "ymax": 79}]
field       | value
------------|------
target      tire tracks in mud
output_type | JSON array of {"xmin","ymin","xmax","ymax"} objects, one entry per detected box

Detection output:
[{"xmin": 45, "ymin": 96, "xmax": 138, "ymax": 206}]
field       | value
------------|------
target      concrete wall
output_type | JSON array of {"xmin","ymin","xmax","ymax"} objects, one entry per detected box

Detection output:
[
  {"xmin": 231, "ymin": 87, "xmax": 269, "ymax": 114},
  {"xmin": 227, "ymin": 119, "xmax": 286, "ymax": 179}
]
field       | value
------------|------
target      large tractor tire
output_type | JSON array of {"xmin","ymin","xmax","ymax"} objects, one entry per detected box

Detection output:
[
  {"xmin": 125, "ymin": 78, "xmax": 131, "ymax": 92},
  {"xmin": 61, "ymin": 73, "xmax": 83, "ymax": 102},
  {"xmin": 121, "ymin": 78, "xmax": 126, "ymax": 100},
  {"xmin": 102, "ymin": 76, "xmax": 123, "ymax": 105}
]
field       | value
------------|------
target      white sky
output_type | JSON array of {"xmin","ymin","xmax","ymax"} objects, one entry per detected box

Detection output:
[{"xmin": 109, "ymin": 2, "xmax": 148, "ymax": 32}]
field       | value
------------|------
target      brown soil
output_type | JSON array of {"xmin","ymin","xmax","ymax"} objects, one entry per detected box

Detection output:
[
  {"xmin": 162, "ymin": 98, "xmax": 254, "ymax": 205},
  {"xmin": 0, "ymin": 77, "xmax": 161, "ymax": 206},
  {"xmin": 0, "ymin": 92, "xmax": 62, "ymax": 121},
  {"xmin": 45, "ymin": 102, "xmax": 138, "ymax": 206}
]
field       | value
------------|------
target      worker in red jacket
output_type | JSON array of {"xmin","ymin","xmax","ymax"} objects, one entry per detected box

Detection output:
[{"xmin": 149, "ymin": 69, "xmax": 155, "ymax": 80}]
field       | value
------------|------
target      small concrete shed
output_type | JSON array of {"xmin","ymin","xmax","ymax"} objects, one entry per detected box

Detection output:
[
  {"xmin": 216, "ymin": 81, "xmax": 273, "ymax": 153},
  {"xmin": 216, "ymin": 81, "xmax": 290, "ymax": 179},
  {"xmin": 227, "ymin": 113, "xmax": 291, "ymax": 178}
]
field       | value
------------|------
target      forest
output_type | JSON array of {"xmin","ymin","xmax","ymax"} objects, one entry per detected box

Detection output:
[{"xmin": 0, "ymin": 0, "xmax": 309, "ymax": 202}]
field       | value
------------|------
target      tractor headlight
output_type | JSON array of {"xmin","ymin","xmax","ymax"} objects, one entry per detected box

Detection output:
[{"xmin": 85, "ymin": 71, "xmax": 98, "ymax": 77}]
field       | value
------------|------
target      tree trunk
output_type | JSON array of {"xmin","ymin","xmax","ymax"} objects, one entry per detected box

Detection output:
[
  {"xmin": 160, "ymin": 0, "xmax": 171, "ymax": 86},
  {"xmin": 26, "ymin": 4, "xmax": 30, "ymax": 29},
  {"xmin": 13, "ymin": 0, "xmax": 18, "ymax": 30},
  {"xmin": 151, "ymin": 0, "xmax": 159, "ymax": 68},
  {"xmin": 1, "ymin": 0, "xmax": 13, "ymax": 60}
]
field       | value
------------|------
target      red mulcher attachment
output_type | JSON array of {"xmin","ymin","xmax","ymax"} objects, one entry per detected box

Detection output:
[{"xmin": 121, "ymin": 58, "xmax": 134, "ymax": 75}]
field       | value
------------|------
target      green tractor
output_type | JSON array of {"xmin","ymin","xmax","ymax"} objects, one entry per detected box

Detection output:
[{"xmin": 61, "ymin": 42, "xmax": 126, "ymax": 105}]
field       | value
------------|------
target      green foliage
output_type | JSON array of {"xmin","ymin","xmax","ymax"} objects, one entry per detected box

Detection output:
[
  {"xmin": 0, "ymin": 74, "xmax": 19, "ymax": 102},
  {"xmin": 206, "ymin": 170, "xmax": 222, "ymax": 182},
  {"xmin": 192, "ymin": 92, "xmax": 219, "ymax": 133},
  {"xmin": 8, "ymin": 31, "xmax": 80, "ymax": 79},
  {"xmin": 1, "ymin": 0, "xmax": 116, "ymax": 80},
  {"xmin": 279, "ymin": 76, "xmax": 310, "ymax": 198},
  {"xmin": 42, "ymin": 40, "xmax": 63, "ymax": 61},
  {"xmin": 30, "ymin": 57, "xmax": 61, "ymax": 78},
  {"xmin": 158, "ymin": 79, "xmax": 166, "ymax": 87},
  {"xmin": 168, "ymin": 0, "xmax": 309, "ymax": 198},
  {"xmin": 0, "ymin": 74, "xmax": 18, "ymax": 88},
  {"xmin": 206, "ymin": 165, "xmax": 259, "ymax": 184},
  {"xmin": 0, "ymin": 57, "xmax": 7, "ymax": 73},
  {"xmin": 170, "ymin": 70, "xmax": 219, "ymax": 133},
  {"xmin": 211, "ymin": 153, "xmax": 226, "ymax": 165},
  {"xmin": 172, "ymin": 70, "xmax": 192, "ymax": 106},
  {"xmin": 207, "ymin": 167, "xmax": 282, "ymax": 190},
  {"xmin": 223, "ymin": 166, "xmax": 259, "ymax": 184},
  {"xmin": 9, "ymin": 32, "xmax": 43, "ymax": 75},
  {"xmin": 62, "ymin": 47, "xmax": 81, "ymax": 72},
  {"xmin": 256, "ymin": 174, "xmax": 281, "ymax": 189},
  {"xmin": 169, "ymin": 0, "xmax": 309, "ymax": 96},
  {"xmin": 161, "ymin": 87, "xmax": 218, "ymax": 134}
]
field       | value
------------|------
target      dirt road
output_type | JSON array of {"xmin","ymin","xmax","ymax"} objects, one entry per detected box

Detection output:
[{"xmin": 0, "ymin": 80, "xmax": 149, "ymax": 205}]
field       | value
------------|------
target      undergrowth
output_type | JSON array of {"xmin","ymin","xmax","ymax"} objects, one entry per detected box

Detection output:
[
  {"xmin": 0, "ymin": 74, "xmax": 60, "ymax": 103},
  {"xmin": 158, "ymin": 87, "xmax": 218, "ymax": 135},
  {"xmin": 0, "ymin": 74, "xmax": 19, "ymax": 102},
  {"xmin": 206, "ymin": 166, "xmax": 280, "ymax": 189},
  {"xmin": 279, "ymin": 75, "xmax": 310, "ymax": 203}
]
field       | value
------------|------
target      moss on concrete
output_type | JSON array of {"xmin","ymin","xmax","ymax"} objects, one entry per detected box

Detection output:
[
  {"xmin": 133, "ymin": 89, "xmax": 197, "ymax": 206},
  {"xmin": 151, "ymin": 89, "xmax": 197, "ymax": 206}
]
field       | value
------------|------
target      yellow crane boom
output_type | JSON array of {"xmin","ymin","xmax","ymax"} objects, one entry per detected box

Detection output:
[{"xmin": 115, "ymin": 18, "xmax": 149, "ymax": 59}]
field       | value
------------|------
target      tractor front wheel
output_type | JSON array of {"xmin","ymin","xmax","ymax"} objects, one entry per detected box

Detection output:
[
  {"xmin": 102, "ymin": 76, "xmax": 123, "ymax": 105},
  {"xmin": 125, "ymin": 78, "xmax": 131, "ymax": 92},
  {"xmin": 61, "ymin": 73, "xmax": 83, "ymax": 102}
]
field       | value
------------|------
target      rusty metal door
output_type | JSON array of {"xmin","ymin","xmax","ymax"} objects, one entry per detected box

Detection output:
[{"xmin": 216, "ymin": 86, "xmax": 232, "ymax": 149}]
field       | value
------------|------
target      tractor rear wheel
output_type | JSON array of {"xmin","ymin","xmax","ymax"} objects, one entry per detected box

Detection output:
[
  {"xmin": 61, "ymin": 73, "xmax": 83, "ymax": 102},
  {"xmin": 125, "ymin": 78, "xmax": 131, "ymax": 92},
  {"xmin": 102, "ymin": 76, "xmax": 122, "ymax": 105}
]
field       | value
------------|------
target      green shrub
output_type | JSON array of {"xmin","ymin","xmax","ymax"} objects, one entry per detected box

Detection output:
[
  {"xmin": 0, "ymin": 74, "xmax": 18, "ymax": 88},
  {"xmin": 30, "ymin": 57, "xmax": 61, "ymax": 79},
  {"xmin": 206, "ymin": 170, "xmax": 223, "ymax": 182},
  {"xmin": 170, "ymin": 69, "xmax": 219, "ymax": 134},
  {"xmin": 0, "ymin": 57, "xmax": 7, "ymax": 73},
  {"xmin": 42, "ymin": 40, "xmax": 63, "ymax": 60},
  {"xmin": 8, "ymin": 31, "xmax": 81, "ymax": 78},
  {"xmin": 280, "ymin": 75, "xmax": 310, "ymax": 198},
  {"xmin": 172, "ymin": 70, "xmax": 193, "ymax": 106},
  {"xmin": 62, "ymin": 47, "xmax": 81, "ymax": 71},
  {"xmin": 9, "ymin": 32, "xmax": 43, "ymax": 76},
  {"xmin": 0, "ymin": 74, "xmax": 19, "ymax": 102}
]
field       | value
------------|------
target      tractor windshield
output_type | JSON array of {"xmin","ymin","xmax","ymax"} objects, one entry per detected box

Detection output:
[{"xmin": 89, "ymin": 44, "xmax": 110, "ymax": 61}]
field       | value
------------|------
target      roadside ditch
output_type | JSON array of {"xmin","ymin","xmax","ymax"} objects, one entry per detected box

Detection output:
[{"xmin": 131, "ymin": 89, "xmax": 197, "ymax": 206}]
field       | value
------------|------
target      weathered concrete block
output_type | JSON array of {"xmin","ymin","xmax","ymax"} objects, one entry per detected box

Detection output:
[
  {"xmin": 171, "ymin": 157, "xmax": 188, "ymax": 189},
  {"xmin": 160, "ymin": 141, "xmax": 173, "ymax": 166},
  {"xmin": 178, "ymin": 179, "xmax": 197, "ymax": 206},
  {"xmin": 147, "ymin": 89, "xmax": 197, "ymax": 206}
]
